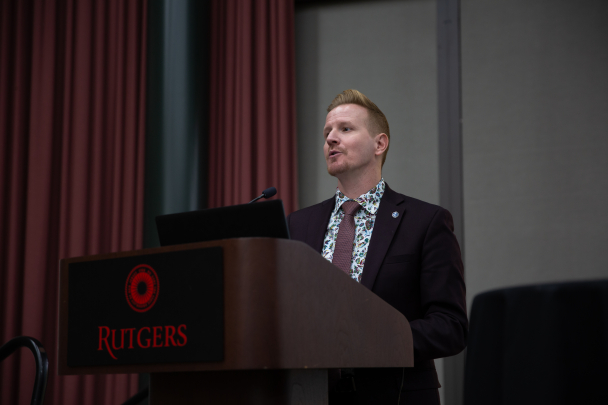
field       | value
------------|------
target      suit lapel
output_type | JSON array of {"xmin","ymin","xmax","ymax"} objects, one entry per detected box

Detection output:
[
  {"xmin": 360, "ymin": 185, "xmax": 406, "ymax": 290},
  {"xmin": 307, "ymin": 197, "xmax": 335, "ymax": 253}
]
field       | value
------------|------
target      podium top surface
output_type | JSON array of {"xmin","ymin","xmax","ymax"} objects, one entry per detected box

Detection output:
[{"xmin": 58, "ymin": 238, "xmax": 413, "ymax": 375}]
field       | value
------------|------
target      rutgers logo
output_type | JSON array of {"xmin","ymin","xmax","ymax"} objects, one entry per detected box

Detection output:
[
  {"xmin": 97, "ymin": 265, "xmax": 186, "ymax": 360},
  {"xmin": 125, "ymin": 264, "xmax": 159, "ymax": 312}
]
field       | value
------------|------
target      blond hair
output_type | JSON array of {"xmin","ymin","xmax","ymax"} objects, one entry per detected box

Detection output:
[{"xmin": 327, "ymin": 89, "xmax": 390, "ymax": 166}]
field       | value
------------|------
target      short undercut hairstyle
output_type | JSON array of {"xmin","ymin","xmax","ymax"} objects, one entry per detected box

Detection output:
[{"xmin": 327, "ymin": 89, "xmax": 390, "ymax": 166}]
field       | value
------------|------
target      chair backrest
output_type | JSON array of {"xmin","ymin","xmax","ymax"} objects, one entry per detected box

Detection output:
[
  {"xmin": 0, "ymin": 336, "xmax": 49, "ymax": 405},
  {"xmin": 464, "ymin": 279, "xmax": 608, "ymax": 405}
]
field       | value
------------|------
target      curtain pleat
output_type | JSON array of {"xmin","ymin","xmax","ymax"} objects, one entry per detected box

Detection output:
[
  {"xmin": 209, "ymin": 0, "xmax": 298, "ymax": 213},
  {"xmin": 0, "ymin": 1, "xmax": 147, "ymax": 404}
]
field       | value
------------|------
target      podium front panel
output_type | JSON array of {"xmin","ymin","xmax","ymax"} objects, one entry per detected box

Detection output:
[{"xmin": 64, "ymin": 247, "xmax": 223, "ymax": 368}]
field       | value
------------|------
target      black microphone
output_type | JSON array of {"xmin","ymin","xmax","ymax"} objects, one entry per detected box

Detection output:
[{"xmin": 248, "ymin": 187, "xmax": 277, "ymax": 203}]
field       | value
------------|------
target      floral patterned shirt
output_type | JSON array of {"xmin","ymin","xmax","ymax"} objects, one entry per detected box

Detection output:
[{"xmin": 322, "ymin": 178, "xmax": 386, "ymax": 282}]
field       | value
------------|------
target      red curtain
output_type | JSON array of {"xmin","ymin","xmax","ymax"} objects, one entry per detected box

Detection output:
[
  {"xmin": 209, "ymin": 0, "xmax": 298, "ymax": 213},
  {"xmin": 0, "ymin": 0, "xmax": 146, "ymax": 404}
]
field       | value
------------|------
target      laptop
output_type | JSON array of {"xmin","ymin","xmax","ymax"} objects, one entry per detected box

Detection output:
[{"xmin": 155, "ymin": 199, "xmax": 290, "ymax": 246}]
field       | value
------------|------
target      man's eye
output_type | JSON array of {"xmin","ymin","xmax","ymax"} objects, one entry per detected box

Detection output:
[{"xmin": 343, "ymin": 127, "xmax": 351, "ymax": 132}]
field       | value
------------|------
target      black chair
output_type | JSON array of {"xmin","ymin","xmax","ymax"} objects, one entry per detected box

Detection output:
[
  {"xmin": 464, "ymin": 280, "xmax": 608, "ymax": 405},
  {"xmin": 0, "ymin": 336, "xmax": 49, "ymax": 405}
]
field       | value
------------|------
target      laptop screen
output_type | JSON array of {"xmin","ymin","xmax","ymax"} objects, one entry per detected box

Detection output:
[{"xmin": 155, "ymin": 199, "xmax": 290, "ymax": 246}]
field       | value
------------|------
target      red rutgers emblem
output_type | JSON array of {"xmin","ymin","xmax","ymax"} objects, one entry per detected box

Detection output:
[{"xmin": 125, "ymin": 264, "xmax": 159, "ymax": 312}]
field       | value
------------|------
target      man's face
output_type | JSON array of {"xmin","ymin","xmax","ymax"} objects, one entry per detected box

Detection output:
[{"xmin": 324, "ymin": 104, "xmax": 378, "ymax": 178}]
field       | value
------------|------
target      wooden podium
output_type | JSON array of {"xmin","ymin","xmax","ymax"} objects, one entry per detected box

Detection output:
[{"xmin": 58, "ymin": 238, "xmax": 413, "ymax": 404}]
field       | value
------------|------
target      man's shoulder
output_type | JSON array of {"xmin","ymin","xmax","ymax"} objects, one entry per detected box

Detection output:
[
  {"xmin": 385, "ymin": 186, "xmax": 446, "ymax": 216},
  {"xmin": 287, "ymin": 196, "xmax": 335, "ymax": 245},
  {"xmin": 387, "ymin": 188, "xmax": 455, "ymax": 233},
  {"xmin": 288, "ymin": 196, "xmax": 334, "ymax": 222}
]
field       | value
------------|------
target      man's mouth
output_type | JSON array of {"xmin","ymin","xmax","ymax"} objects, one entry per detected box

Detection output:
[{"xmin": 328, "ymin": 150, "xmax": 342, "ymax": 157}]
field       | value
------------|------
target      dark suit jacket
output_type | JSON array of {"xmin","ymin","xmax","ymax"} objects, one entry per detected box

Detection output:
[{"xmin": 287, "ymin": 185, "xmax": 468, "ymax": 391}]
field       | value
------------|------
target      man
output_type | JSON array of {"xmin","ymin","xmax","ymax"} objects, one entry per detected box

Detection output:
[{"xmin": 287, "ymin": 89, "xmax": 467, "ymax": 405}]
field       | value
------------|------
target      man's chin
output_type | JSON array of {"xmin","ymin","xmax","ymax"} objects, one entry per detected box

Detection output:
[{"xmin": 326, "ymin": 164, "xmax": 347, "ymax": 177}]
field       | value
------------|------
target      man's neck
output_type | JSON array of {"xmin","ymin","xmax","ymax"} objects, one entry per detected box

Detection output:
[{"xmin": 336, "ymin": 169, "xmax": 382, "ymax": 199}]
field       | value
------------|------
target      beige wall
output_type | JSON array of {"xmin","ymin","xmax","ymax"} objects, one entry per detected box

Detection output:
[{"xmin": 462, "ymin": 0, "xmax": 608, "ymax": 310}]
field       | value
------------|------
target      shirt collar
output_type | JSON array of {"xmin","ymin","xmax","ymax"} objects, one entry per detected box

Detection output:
[{"xmin": 333, "ymin": 178, "xmax": 386, "ymax": 216}]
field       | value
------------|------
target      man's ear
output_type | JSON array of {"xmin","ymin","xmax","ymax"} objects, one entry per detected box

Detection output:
[{"xmin": 375, "ymin": 133, "xmax": 389, "ymax": 156}]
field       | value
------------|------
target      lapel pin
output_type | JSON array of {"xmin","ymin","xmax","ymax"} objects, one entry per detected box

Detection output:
[{"xmin": 392, "ymin": 211, "xmax": 399, "ymax": 218}]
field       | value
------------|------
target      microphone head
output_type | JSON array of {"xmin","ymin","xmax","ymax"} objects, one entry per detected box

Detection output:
[{"xmin": 262, "ymin": 187, "xmax": 277, "ymax": 198}]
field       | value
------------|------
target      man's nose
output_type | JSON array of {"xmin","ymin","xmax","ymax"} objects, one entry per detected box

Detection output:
[{"xmin": 326, "ymin": 129, "xmax": 339, "ymax": 144}]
